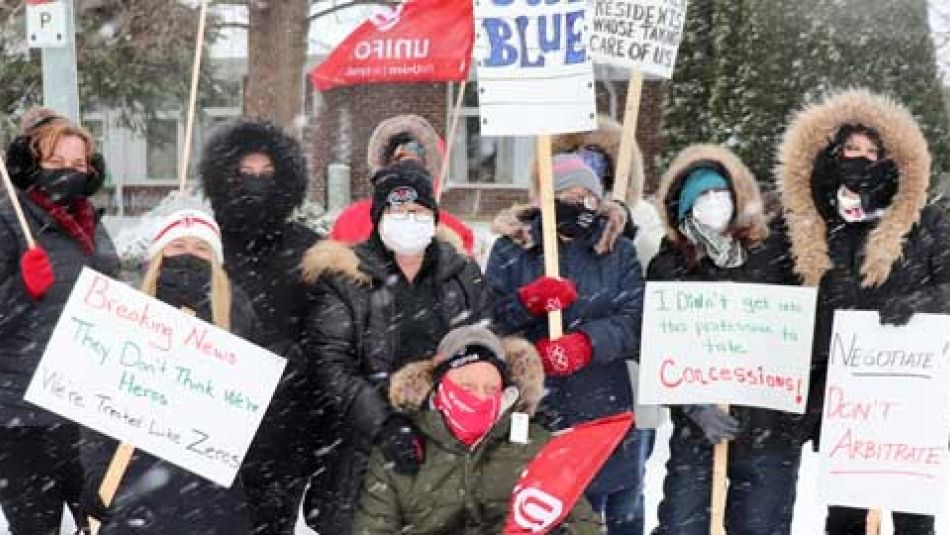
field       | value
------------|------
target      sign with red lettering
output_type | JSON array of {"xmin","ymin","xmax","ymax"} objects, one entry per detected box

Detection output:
[
  {"xmin": 24, "ymin": 268, "xmax": 286, "ymax": 488},
  {"xmin": 820, "ymin": 311, "xmax": 950, "ymax": 514},
  {"xmin": 638, "ymin": 282, "xmax": 817, "ymax": 413},
  {"xmin": 308, "ymin": 0, "xmax": 473, "ymax": 91}
]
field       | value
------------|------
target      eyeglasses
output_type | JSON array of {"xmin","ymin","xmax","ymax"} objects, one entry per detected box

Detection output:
[
  {"xmin": 556, "ymin": 192, "xmax": 600, "ymax": 211},
  {"xmin": 385, "ymin": 209, "xmax": 435, "ymax": 223}
]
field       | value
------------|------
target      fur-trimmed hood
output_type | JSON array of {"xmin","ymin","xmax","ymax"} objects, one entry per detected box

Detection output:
[
  {"xmin": 534, "ymin": 115, "xmax": 645, "ymax": 202},
  {"xmin": 490, "ymin": 201, "xmax": 629, "ymax": 255},
  {"xmin": 198, "ymin": 119, "xmax": 308, "ymax": 220},
  {"xmin": 657, "ymin": 144, "xmax": 768, "ymax": 245},
  {"xmin": 776, "ymin": 89, "xmax": 931, "ymax": 287},
  {"xmin": 387, "ymin": 336, "xmax": 545, "ymax": 416},
  {"xmin": 366, "ymin": 114, "xmax": 443, "ymax": 181},
  {"xmin": 300, "ymin": 224, "xmax": 466, "ymax": 286}
]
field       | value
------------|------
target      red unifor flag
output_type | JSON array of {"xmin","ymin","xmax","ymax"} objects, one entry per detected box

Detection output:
[
  {"xmin": 503, "ymin": 412, "xmax": 635, "ymax": 534},
  {"xmin": 309, "ymin": 0, "xmax": 473, "ymax": 91}
]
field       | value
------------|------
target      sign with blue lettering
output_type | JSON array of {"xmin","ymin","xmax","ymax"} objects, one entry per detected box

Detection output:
[
  {"xmin": 474, "ymin": 0, "xmax": 597, "ymax": 136},
  {"xmin": 589, "ymin": 0, "xmax": 687, "ymax": 78}
]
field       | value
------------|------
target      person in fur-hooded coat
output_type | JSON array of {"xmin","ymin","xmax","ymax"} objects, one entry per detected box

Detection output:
[
  {"xmin": 329, "ymin": 114, "xmax": 475, "ymax": 254},
  {"xmin": 649, "ymin": 144, "xmax": 802, "ymax": 534},
  {"xmin": 198, "ymin": 119, "xmax": 323, "ymax": 535},
  {"xmin": 352, "ymin": 325, "xmax": 601, "ymax": 534},
  {"xmin": 777, "ymin": 89, "xmax": 950, "ymax": 535},
  {"xmin": 300, "ymin": 160, "xmax": 490, "ymax": 533}
]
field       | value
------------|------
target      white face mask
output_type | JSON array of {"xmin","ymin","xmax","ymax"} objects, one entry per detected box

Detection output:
[
  {"xmin": 691, "ymin": 190, "xmax": 734, "ymax": 232},
  {"xmin": 837, "ymin": 186, "xmax": 868, "ymax": 223},
  {"xmin": 379, "ymin": 213, "xmax": 435, "ymax": 255}
]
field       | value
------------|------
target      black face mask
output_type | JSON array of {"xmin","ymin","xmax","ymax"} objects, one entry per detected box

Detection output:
[
  {"xmin": 555, "ymin": 200, "xmax": 598, "ymax": 239},
  {"xmin": 217, "ymin": 172, "xmax": 291, "ymax": 234},
  {"xmin": 156, "ymin": 254, "xmax": 212, "ymax": 311},
  {"xmin": 33, "ymin": 168, "xmax": 90, "ymax": 205},
  {"xmin": 834, "ymin": 157, "xmax": 899, "ymax": 214}
]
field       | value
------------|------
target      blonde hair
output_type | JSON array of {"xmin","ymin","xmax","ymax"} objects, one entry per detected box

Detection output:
[{"xmin": 141, "ymin": 252, "xmax": 232, "ymax": 331}]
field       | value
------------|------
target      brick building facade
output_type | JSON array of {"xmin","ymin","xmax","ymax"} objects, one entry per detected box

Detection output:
[{"xmin": 306, "ymin": 79, "xmax": 667, "ymax": 221}]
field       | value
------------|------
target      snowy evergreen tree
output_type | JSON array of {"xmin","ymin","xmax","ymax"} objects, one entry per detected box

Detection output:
[{"xmin": 664, "ymin": 0, "xmax": 950, "ymax": 184}]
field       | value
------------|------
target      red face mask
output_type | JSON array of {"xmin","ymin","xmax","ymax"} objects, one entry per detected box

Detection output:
[{"xmin": 433, "ymin": 376, "xmax": 503, "ymax": 448}]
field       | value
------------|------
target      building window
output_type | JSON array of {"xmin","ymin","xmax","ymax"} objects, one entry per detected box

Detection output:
[
  {"xmin": 146, "ymin": 118, "xmax": 179, "ymax": 181},
  {"xmin": 447, "ymin": 83, "xmax": 534, "ymax": 187}
]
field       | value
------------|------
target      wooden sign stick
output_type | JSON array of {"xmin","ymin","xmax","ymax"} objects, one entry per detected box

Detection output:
[
  {"xmin": 867, "ymin": 509, "xmax": 882, "ymax": 535},
  {"xmin": 536, "ymin": 135, "xmax": 563, "ymax": 339},
  {"xmin": 0, "ymin": 155, "xmax": 37, "ymax": 249},
  {"xmin": 709, "ymin": 404, "xmax": 729, "ymax": 535},
  {"xmin": 435, "ymin": 80, "xmax": 468, "ymax": 202},
  {"xmin": 611, "ymin": 69, "xmax": 645, "ymax": 203},
  {"xmin": 177, "ymin": 0, "xmax": 210, "ymax": 193},
  {"xmin": 88, "ymin": 442, "xmax": 135, "ymax": 534}
]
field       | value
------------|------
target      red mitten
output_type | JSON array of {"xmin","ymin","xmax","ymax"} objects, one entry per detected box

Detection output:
[
  {"xmin": 20, "ymin": 246, "xmax": 55, "ymax": 300},
  {"xmin": 517, "ymin": 276, "xmax": 578, "ymax": 316},
  {"xmin": 536, "ymin": 332, "xmax": 593, "ymax": 376}
]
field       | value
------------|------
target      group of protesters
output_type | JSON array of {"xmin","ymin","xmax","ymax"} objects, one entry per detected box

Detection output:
[{"xmin": 0, "ymin": 87, "xmax": 946, "ymax": 535}]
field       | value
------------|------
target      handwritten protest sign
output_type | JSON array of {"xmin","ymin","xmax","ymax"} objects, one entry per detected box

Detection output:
[
  {"xmin": 589, "ymin": 0, "xmax": 687, "ymax": 78},
  {"xmin": 638, "ymin": 282, "xmax": 817, "ymax": 413},
  {"xmin": 474, "ymin": 0, "xmax": 597, "ymax": 135},
  {"xmin": 820, "ymin": 311, "xmax": 950, "ymax": 515},
  {"xmin": 24, "ymin": 268, "xmax": 286, "ymax": 488}
]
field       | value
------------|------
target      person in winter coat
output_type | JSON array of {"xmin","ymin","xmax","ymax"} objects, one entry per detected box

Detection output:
[
  {"xmin": 329, "ymin": 114, "xmax": 475, "ymax": 254},
  {"xmin": 0, "ymin": 110, "xmax": 118, "ymax": 534},
  {"xmin": 352, "ymin": 325, "xmax": 602, "ymax": 534},
  {"xmin": 301, "ymin": 160, "xmax": 490, "ymax": 533},
  {"xmin": 777, "ymin": 89, "xmax": 950, "ymax": 535},
  {"xmin": 82, "ymin": 209, "xmax": 258, "ymax": 534},
  {"xmin": 648, "ymin": 145, "xmax": 802, "ymax": 534},
  {"xmin": 486, "ymin": 154, "xmax": 647, "ymax": 534},
  {"xmin": 198, "ymin": 118, "xmax": 322, "ymax": 534},
  {"xmin": 547, "ymin": 114, "xmax": 666, "ymax": 453}
]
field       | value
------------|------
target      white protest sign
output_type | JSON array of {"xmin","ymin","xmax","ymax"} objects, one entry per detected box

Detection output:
[
  {"xmin": 24, "ymin": 268, "xmax": 286, "ymax": 488},
  {"xmin": 638, "ymin": 282, "xmax": 817, "ymax": 413},
  {"xmin": 27, "ymin": 1, "xmax": 67, "ymax": 49},
  {"xmin": 589, "ymin": 0, "xmax": 687, "ymax": 78},
  {"xmin": 820, "ymin": 311, "xmax": 950, "ymax": 515},
  {"xmin": 474, "ymin": 0, "xmax": 597, "ymax": 136}
]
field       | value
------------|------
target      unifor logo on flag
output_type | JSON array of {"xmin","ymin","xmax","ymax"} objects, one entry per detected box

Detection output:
[
  {"xmin": 512, "ymin": 487, "xmax": 564, "ymax": 532},
  {"xmin": 309, "ymin": 0, "xmax": 474, "ymax": 91}
]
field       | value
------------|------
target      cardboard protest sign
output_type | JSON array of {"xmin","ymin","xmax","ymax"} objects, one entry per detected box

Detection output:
[
  {"xmin": 638, "ymin": 282, "xmax": 817, "ymax": 413},
  {"xmin": 589, "ymin": 0, "xmax": 687, "ymax": 78},
  {"xmin": 474, "ymin": 0, "xmax": 597, "ymax": 136},
  {"xmin": 820, "ymin": 311, "xmax": 950, "ymax": 515},
  {"xmin": 24, "ymin": 268, "xmax": 286, "ymax": 488}
]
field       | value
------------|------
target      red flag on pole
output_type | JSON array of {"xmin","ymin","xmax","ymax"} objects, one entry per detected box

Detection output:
[
  {"xmin": 309, "ymin": 0, "xmax": 474, "ymax": 91},
  {"xmin": 503, "ymin": 412, "xmax": 634, "ymax": 534}
]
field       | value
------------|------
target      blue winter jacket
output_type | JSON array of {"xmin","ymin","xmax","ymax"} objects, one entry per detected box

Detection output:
[{"xmin": 485, "ymin": 206, "xmax": 644, "ymax": 494}]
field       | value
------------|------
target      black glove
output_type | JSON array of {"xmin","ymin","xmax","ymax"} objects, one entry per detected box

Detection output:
[
  {"xmin": 79, "ymin": 484, "xmax": 110, "ymax": 524},
  {"xmin": 683, "ymin": 405, "xmax": 739, "ymax": 444},
  {"xmin": 376, "ymin": 414, "xmax": 423, "ymax": 475},
  {"xmin": 879, "ymin": 299, "xmax": 914, "ymax": 326}
]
